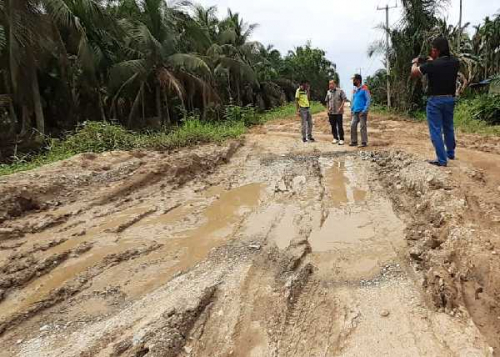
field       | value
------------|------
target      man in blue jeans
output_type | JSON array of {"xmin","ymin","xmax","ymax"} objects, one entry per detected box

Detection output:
[{"xmin": 411, "ymin": 37, "xmax": 460, "ymax": 167}]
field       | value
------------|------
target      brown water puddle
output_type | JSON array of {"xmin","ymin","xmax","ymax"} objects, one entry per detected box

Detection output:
[
  {"xmin": 309, "ymin": 211, "xmax": 376, "ymax": 251},
  {"xmin": 0, "ymin": 243, "xmax": 136, "ymax": 321},
  {"xmin": 1, "ymin": 183, "xmax": 265, "ymax": 323},
  {"xmin": 324, "ymin": 161, "xmax": 367, "ymax": 206},
  {"xmin": 122, "ymin": 183, "xmax": 265, "ymax": 297}
]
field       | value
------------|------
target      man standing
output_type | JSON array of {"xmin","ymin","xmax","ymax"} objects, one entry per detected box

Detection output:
[
  {"xmin": 325, "ymin": 80, "xmax": 347, "ymax": 145},
  {"xmin": 411, "ymin": 36, "xmax": 460, "ymax": 167},
  {"xmin": 296, "ymin": 80, "xmax": 315, "ymax": 142},
  {"xmin": 350, "ymin": 74, "xmax": 371, "ymax": 147}
]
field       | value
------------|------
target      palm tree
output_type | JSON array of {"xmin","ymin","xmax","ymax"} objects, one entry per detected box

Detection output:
[
  {"xmin": 0, "ymin": 0, "xmax": 113, "ymax": 134},
  {"xmin": 110, "ymin": 0, "xmax": 212, "ymax": 126},
  {"xmin": 1, "ymin": 0, "xmax": 48, "ymax": 134}
]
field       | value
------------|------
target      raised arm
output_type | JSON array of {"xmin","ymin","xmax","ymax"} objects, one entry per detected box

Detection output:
[
  {"xmin": 411, "ymin": 58, "xmax": 423, "ymax": 79},
  {"xmin": 411, "ymin": 64, "xmax": 422, "ymax": 78}
]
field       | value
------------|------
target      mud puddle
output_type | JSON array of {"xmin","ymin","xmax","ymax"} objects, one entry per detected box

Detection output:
[
  {"xmin": 324, "ymin": 160, "xmax": 367, "ymax": 206},
  {"xmin": 106, "ymin": 183, "xmax": 266, "ymax": 297},
  {"xmin": 310, "ymin": 159, "xmax": 404, "ymax": 282},
  {"xmin": 0, "ymin": 182, "xmax": 265, "ymax": 330}
]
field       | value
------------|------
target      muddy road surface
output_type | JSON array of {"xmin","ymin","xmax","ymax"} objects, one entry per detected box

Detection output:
[{"xmin": 0, "ymin": 113, "xmax": 499, "ymax": 356}]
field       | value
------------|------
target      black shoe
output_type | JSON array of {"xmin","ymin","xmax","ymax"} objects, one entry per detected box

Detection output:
[
  {"xmin": 448, "ymin": 156, "xmax": 456, "ymax": 160},
  {"xmin": 349, "ymin": 142, "xmax": 358, "ymax": 147},
  {"xmin": 427, "ymin": 160, "xmax": 447, "ymax": 167},
  {"xmin": 359, "ymin": 143, "xmax": 367, "ymax": 148},
  {"xmin": 308, "ymin": 137, "xmax": 316, "ymax": 142},
  {"xmin": 302, "ymin": 138, "xmax": 308, "ymax": 143}
]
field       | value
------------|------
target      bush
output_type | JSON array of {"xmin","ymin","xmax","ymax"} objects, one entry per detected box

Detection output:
[
  {"xmin": 463, "ymin": 95, "xmax": 500, "ymax": 126},
  {"xmin": 454, "ymin": 97, "xmax": 500, "ymax": 135},
  {"xmin": 0, "ymin": 103, "xmax": 322, "ymax": 176},
  {"xmin": 59, "ymin": 121, "xmax": 137, "ymax": 153},
  {"xmin": 141, "ymin": 118, "xmax": 246, "ymax": 150},
  {"xmin": 224, "ymin": 105, "xmax": 260, "ymax": 126}
]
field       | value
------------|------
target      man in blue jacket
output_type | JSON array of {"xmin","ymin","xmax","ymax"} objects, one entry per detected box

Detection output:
[{"xmin": 350, "ymin": 74, "xmax": 371, "ymax": 147}]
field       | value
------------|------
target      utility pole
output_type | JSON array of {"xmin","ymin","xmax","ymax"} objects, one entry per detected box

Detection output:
[
  {"xmin": 377, "ymin": 2, "xmax": 397, "ymax": 108},
  {"xmin": 457, "ymin": 0, "xmax": 463, "ymax": 53}
]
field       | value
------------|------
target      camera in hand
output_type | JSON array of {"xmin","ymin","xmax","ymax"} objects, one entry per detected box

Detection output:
[{"xmin": 415, "ymin": 56, "xmax": 428, "ymax": 65}]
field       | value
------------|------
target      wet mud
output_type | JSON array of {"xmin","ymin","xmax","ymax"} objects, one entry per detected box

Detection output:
[{"xmin": 0, "ymin": 115, "xmax": 498, "ymax": 356}]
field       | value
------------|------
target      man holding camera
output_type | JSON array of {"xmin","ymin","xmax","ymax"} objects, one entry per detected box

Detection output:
[{"xmin": 411, "ymin": 36, "xmax": 460, "ymax": 167}]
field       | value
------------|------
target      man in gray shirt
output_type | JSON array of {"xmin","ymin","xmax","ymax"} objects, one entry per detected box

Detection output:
[{"xmin": 324, "ymin": 80, "xmax": 347, "ymax": 145}]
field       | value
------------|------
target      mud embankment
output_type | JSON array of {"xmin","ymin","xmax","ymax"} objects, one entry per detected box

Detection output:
[
  {"xmin": 0, "ymin": 141, "xmax": 242, "ymax": 225},
  {"xmin": 370, "ymin": 150, "xmax": 500, "ymax": 351}
]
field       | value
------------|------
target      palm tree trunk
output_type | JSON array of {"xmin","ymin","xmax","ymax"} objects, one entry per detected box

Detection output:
[
  {"xmin": 8, "ymin": 99, "xmax": 18, "ymax": 136},
  {"xmin": 235, "ymin": 77, "xmax": 241, "ymax": 106},
  {"xmin": 98, "ymin": 91, "xmax": 107, "ymax": 122},
  {"xmin": 30, "ymin": 64, "xmax": 45, "ymax": 135},
  {"xmin": 163, "ymin": 91, "xmax": 171, "ymax": 126},
  {"xmin": 156, "ymin": 83, "xmax": 163, "ymax": 121},
  {"xmin": 3, "ymin": 71, "xmax": 18, "ymax": 136},
  {"xmin": 128, "ymin": 85, "xmax": 144, "ymax": 128},
  {"xmin": 20, "ymin": 105, "xmax": 31, "ymax": 137}
]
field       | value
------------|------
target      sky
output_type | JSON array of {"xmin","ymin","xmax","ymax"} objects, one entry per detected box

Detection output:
[{"xmin": 195, "ymin": 0, "xmax": 499, "ymax": 90}]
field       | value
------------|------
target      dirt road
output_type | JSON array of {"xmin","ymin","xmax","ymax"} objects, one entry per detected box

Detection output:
[{"xmin": 0, "ymin": 112, "xmax": 499, "ymax": 356}]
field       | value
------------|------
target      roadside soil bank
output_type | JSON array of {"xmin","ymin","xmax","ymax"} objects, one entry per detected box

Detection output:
[{"xmin": 0, "ymin": 112, "xmax": 498, "ymax": 356}]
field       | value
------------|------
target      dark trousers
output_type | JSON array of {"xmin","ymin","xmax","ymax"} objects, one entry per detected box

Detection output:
[
  {"xmin": 328, "ymin": 114, "xmax": 344, "ymax": 141},
  {"xmin": 426, "ymin": 97, "xmax": 456, "ymax": 165}
]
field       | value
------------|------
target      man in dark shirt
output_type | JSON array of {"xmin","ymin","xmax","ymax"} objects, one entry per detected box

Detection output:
[{"xmin": 411, "ymin": 37, "xmax": 460, "ymax": 167}]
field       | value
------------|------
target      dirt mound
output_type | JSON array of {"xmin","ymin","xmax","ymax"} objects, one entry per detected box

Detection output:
[
  {"xmin": 370, "ymin": 150, "xmax": 500, "ymax": 351},
  {"xmin": 0, "ymin": 141, "xmax": 242, "ymax": 226}
]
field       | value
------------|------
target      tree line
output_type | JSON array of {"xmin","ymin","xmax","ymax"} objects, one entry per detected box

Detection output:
[
  {"xmin": 0, "ymin": 0, "xmax": 338, "ymax": 143},
  {"xmin": 367, "ymin": 0, "xmax": 500, "ymax": 112}
]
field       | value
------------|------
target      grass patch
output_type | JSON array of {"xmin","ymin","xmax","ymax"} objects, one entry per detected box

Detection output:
[
  {"xmin": 0, "ymin": 103, "xmax": 318, "ymax": 176},
  {"xmin": 372, "ymin": 102, "xmax": 500, "ymax": 136},
  {"xmin": 259, "ymin": 101, "xmax": 324, "ymax": 122},
  {"xmin": 454, "ymin": 101, "xmax": 500, "ymax": 136}
]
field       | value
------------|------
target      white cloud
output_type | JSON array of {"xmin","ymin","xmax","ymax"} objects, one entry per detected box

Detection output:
[{"xmin": 194, "ymin": 0, "xmax": 499, "ymax": 90}]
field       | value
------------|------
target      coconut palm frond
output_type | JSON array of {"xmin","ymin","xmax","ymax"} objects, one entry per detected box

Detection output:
[{"xmin": 167, "ymin": 53, "xmax": 211, "ymax": 78}]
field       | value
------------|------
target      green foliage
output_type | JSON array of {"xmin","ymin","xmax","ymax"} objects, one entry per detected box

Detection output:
[
  {"xmin": 368, "ymin": 2, "xmax": 500, "ymax": 112},
  {"xmin": 1, "ymin": 1, "xmax": 338, "ymax": 144},
  {"xmin": 282, "ymin": 42, "xmax": 338, "ymax": 100},
  {"xmin": 223, "ymin": 105, "xmax": 259, "ymax": 126},
  {"xmin": 138, "ymin": 119, "xmax": 247, "ymax": 150},
  {"xmin": 372, "ymin": 98, "xmax": 500, "ymax": 135},
  {"xmin": 58, "ymin": 122, "xmax": 138, "ymax": 153},
  {"xmin": 454, "ymin": 95, "xmax": 500, "ymax": 133},
  {"xmin": 259, "ymin": 101, "xmax": 324, "ymax": 122},
  {"xmin": 366, "ymin": 70, "xmax": 388, "ymax": 106},
  {"xmin": 0, "ymin": 103, "xmax": 310, "ymax": 176},
  {"xmin": 464, "ymin": 95, "xmax": 500, "ymax": 125}
]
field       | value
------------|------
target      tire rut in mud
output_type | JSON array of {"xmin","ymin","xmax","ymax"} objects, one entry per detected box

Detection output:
[{"xmin": 1, "ymin": 133, "xmax": 497, "ymax": 356}]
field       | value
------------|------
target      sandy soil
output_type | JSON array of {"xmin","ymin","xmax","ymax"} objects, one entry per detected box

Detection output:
[{"xmin": 0, "ymin": 112, "xmax": 498, "ymax": 356}]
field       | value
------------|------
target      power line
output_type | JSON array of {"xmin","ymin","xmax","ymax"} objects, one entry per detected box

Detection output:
[{"xmin": 377, "ymin": 1, "xmax": 397, "ymax": 108}]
